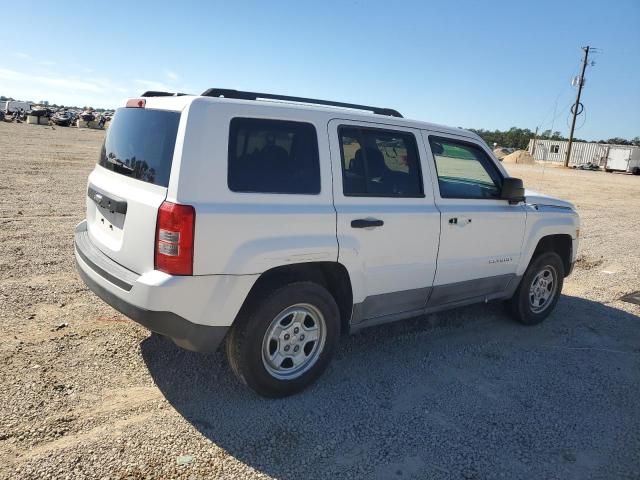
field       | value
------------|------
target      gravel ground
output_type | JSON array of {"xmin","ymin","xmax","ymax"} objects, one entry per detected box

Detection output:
[{"xmin": 1, "ymin": 122, "xmax": 639, "ymax": 480}]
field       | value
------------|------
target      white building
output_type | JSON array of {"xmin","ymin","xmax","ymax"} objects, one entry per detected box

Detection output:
[{"xmin": 527, "ymin": 138, "xmax": 640, "ymax": 172}]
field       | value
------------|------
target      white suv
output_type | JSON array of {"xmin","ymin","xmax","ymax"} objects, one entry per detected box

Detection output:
[{"xmin": 75, "ymin": 89, "xmax": 580, "ymax": 397}]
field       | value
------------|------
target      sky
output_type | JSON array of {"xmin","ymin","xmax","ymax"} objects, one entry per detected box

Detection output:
[{"xmin": 1, "ymin": 0, "xmax": 638, "ymax": 141}]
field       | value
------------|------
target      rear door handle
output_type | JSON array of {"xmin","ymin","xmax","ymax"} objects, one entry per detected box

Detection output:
[{"xmin": 351, "ymin": 218, "xmax": 384, "ymax": 228}]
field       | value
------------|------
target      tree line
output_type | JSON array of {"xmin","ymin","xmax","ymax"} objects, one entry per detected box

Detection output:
[{"xmin": 469, "ymin": 127, "xmax": 640, "ymax": 150}]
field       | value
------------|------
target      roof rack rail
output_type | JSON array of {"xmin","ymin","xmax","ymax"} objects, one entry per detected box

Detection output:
[
  {"xmin": 200, "ymin": 88, "xmax": 403, "ymax": 118},
  {"xmin": 140, "ymin": 91, "xmax": 187, "ymax": 97}
]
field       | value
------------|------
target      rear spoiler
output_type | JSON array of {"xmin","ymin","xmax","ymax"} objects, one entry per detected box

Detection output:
[{"xmin": 140, "ymin": 91, "xmax": 187, "ymax": 97}]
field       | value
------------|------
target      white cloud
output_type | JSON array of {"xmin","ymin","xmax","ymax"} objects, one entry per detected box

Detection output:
[
  {"xmin": 86, "ymin": 76, "xmax": 126, "ymax": 91},
  {"xmin": 14, "ymin": 52, "xmax": 33, "ymax": 60},
  {"xmin": 0, "ymin": 68, "xmax": 105, "ymax": 93},
  {"xmin": 135, "ymin": 79, "xmax": 174, "ymax": 92},
  {"xmin": 0, "ymin": 67, "xmax": 136, "ymax": 107},
  {"xmin": 1, "ymin": 63, "xmax": 190, "ymax": 108}
]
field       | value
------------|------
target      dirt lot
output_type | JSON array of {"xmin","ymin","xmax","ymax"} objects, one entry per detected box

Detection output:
[{"xmin": 1, "ymin": 122, "xmax": 639, "ymax": 479}]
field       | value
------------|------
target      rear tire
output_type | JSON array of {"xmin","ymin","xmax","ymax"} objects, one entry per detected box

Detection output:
[
  {"xmin": 226, "ymin": 281, "xmax": 340, "ymax": 398},
  {"xmin": 508, "ymin": 252, "xmax": 564, "ymax": 325}
]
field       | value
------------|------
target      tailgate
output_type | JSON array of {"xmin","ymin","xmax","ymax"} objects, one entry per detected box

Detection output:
[{"xmin": 85, "ymin": 106, "xmax": 181, "ymax": 274}]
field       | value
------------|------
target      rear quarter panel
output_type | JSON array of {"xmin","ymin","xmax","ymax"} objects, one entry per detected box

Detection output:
[{"xmin": 171, "ymin": 99, "xmax": 338, "ymax": 275}]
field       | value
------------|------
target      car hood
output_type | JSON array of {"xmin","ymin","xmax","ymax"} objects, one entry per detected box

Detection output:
[{"xmin": 524, "ymin": 189, "xmax": 575, "ymax": 210}]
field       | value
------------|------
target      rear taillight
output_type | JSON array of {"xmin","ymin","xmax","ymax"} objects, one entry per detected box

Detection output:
[{"xmin": 155, "ymin": 201, "xmax": 195, "ymax": 275}]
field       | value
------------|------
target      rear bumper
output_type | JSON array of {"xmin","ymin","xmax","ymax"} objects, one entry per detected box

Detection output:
[
  {"xmin": 74, "ymin": 220, "xmax": 257, "ymax": 352},
  {"xmin": 76, "ymin": 262, "xmax": 228, "ymax": 352}
]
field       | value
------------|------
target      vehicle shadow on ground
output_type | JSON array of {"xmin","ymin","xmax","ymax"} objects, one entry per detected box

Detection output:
[{"xmin": 140, "ymin": 295, "xmax": 640, "ymax": 479}]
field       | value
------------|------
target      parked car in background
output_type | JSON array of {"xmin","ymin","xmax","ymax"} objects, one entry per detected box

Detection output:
[{"xmin": 51, "ymin": 110, "xmax": 73, "ymax": 127}]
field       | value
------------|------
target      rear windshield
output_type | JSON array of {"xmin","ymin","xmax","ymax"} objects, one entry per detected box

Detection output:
[{"xmin": 98, "ymin": 107, "xmax": 180, "ymax": 187}]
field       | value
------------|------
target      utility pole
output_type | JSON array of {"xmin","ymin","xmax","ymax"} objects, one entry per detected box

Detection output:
[{"xmin": 565, "ymin": 46, "xmax": 590, "ymax": 167}]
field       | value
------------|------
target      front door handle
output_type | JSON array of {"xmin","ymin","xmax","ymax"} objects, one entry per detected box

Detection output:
[
  {"xmin": 351, "ymin": 218, "xmax": 384, "ymax": 228},
  {"xmin": 449, "ymin": 217, "xmax": 472, "ymax": 225}
]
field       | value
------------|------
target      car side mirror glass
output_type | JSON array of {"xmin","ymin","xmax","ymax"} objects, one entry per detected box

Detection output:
[{"xmin": 501, "ymin": 177, "xmax": 525, "ymax": 204}]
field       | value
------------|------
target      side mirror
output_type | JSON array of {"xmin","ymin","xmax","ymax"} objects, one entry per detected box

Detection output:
[{"xmin": 501, "ymin": 177, "xmax": 525, "ymax": 204}]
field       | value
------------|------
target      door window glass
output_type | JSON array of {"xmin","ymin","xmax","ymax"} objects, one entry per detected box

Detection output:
[
  {"xmin": 339, "ymin": 127, "xmax": 423, "ymax": 197},
  {"xmin": 428, "ymin": 137, "xmax": 502, "ymax": 199}
]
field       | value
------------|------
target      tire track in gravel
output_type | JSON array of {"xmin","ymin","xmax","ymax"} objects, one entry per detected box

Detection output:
[{"xmin": 17, "ymin": 411, "xmax": 157, "ymax": 461}]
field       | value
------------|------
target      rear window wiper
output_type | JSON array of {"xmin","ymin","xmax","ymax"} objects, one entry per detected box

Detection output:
[{"xmin": 106, "ymin": 157, "xmax": 134, "ymax": 174}]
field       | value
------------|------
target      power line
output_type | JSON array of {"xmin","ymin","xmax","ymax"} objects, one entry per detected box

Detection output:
[
  {"xmin": 535, "ymin": 58, "xmax": 585, "ymax": 134},
  {"xmin": 538, "ymin": 99, "xmax": 575, "ymax": 132},
  {"xmin": 567, "ymin": 107, "xmax": 587, "ymax": 131}
]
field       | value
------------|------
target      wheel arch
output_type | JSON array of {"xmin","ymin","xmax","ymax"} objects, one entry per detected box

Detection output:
[
  {"xmin": 531, "ymin": 234, "xmax": 573, "ymax": 276},
  {"xmin": 236, "ymin": 262, "xmax": 354, "ymax": 334}
]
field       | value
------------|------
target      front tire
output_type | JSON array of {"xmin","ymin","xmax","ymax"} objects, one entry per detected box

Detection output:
[
  {"xmin": 508, "ymin": 252, "xmax": 564, "ymax": 325},
  {"xmin": 226, "ymin": 281, "xmax": 340, "ymax": 398}
]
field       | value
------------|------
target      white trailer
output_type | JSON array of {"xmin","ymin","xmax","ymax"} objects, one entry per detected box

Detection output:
[
  {"xmin": 605, "ymin": 146, "xmax": 640, "ymax": 175},
  {"xmin": 3, "ymin": 101, "xmax": 33, "ymax": 113}
]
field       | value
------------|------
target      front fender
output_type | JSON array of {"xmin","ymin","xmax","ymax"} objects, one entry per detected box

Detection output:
[{"xmin": 518, "ymin": 205, "xmax": 580, "ymax": 276}]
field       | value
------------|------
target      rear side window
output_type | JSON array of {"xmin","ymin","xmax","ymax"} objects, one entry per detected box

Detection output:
[
  {"xmin": 99, "ymin": 108, "xmax": 180, "ymax": 187},
  {"xmin": 339, "ymin": 126, "xmax": 423, "ymax": 197},
  {"xmin": 228, "ymin": 118, "xmax": 320, "ymax": 194}
]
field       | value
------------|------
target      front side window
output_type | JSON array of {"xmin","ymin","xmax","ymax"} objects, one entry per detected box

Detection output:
[
  {"xmin": 339, "ymin": 127, "xmax": 423, "ymax": 197},
  {"xmin": 551, "ymin": 145, "xmax": 560, "ymax": 153},
  {"xmin": 429, "ymin": 137, "xmax": 503, "ymax": 199},
  {"xmin": 228, "ymin": 118, "xmax": 320, "ymax": 194}
]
